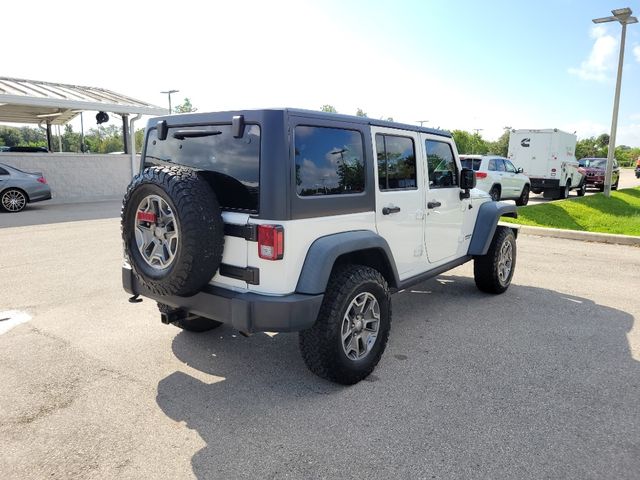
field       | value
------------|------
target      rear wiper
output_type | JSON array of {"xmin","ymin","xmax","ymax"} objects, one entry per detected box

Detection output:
[{"xmin": 172, "ymin": 130, "xmax": 222, "ymax": 140}]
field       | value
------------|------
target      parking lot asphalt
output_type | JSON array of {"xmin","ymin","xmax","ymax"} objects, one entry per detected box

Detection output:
[{"xmin": 0, "ymin": 217, "xmax": 639, "ymax": 479}]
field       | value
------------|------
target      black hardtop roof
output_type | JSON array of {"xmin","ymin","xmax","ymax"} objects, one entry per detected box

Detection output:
[{"xmin": 151, "ymin": 108, "xmax": 452, "ymax": 138}]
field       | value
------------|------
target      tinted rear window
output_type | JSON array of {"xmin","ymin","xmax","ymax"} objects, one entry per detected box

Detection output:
[
  {"xmin": 460, "ymin": 158, "xmax": 481, "ymax": 171},
  {"xmin": 144, "ymin": 124, "xmax": 260, "ymax": 213}
]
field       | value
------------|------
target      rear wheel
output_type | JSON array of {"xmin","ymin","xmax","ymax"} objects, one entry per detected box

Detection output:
[
  {"xmin": 489, "ymin": 185, "xmax": 501, "ymax": 201},
  {"xmin": 299, "ymin": 265, "xmax": 391, "ymax": 385},
  {"xmin": 474, "ymin": 226, "xmax": 516, "ymax": 294},
  {"xmin": 612, "ymin": 178, "xmax": 619, "ymax": 190},
  {"xmin": 1, "ymin": 188, "xmax": 27, "ymax": 212},
  {"xmin": 558, "ymin": 181, "xmax": 570, "ymax": 200},
  {"xmin": 576, "ymin": 182, "xmax": 586, "ymax": 197},
  {"xmin": 515, "ymin": 185, "xmax": 530, "ymax": 206}
]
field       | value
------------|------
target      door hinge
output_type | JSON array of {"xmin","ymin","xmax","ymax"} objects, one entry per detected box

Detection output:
[
  {"xmin": 219, "ymin": 264, "xmax": 260, "ymax": 285},
  {"xmin": 224, "ymin": 223, "xmax": 258, "ymax": 242}
]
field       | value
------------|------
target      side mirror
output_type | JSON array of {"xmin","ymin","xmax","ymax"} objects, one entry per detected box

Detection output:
[
  {"xmin": 517, "ymin": 167, "xmax": 523, "ymax": 173},
  {"xmin": 459, "ymin": 168, "xmax": 476, "ymax": 199}
]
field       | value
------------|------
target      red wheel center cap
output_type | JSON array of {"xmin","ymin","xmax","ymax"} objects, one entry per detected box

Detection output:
[{"xmin": 137, "ymin": 211, "xmax": 157, "ymax": 223}]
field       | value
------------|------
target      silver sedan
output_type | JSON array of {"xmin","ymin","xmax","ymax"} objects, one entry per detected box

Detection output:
[{"xmin": 0, "ymin": 162, "xmax": 52, "ymax": 212}]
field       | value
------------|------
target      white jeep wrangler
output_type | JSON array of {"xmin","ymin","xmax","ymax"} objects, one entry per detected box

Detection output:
[{"xmin": 122, "ymin": 109, "xmax": 518, "ymax": 384}]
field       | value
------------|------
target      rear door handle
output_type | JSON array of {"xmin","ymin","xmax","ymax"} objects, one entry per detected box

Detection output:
[
  {"xmin": 382, "ymin": 206, "xmax": 401, "ymax": 215},
  {"xmin": 427, "ymin": 201, "xmax": 441, "ymax": 209}
]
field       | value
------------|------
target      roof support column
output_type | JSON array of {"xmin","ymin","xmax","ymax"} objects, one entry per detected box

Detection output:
[
  {"xmin": 122, "ymin": 114, "xmax": 130, "ymax": 154},
  {"xmin": 129, "ymin": 114, "xmax": 142, "ymax": 177},
  {"xmin": 46, "ymin": 122, "xmax": 53, "ymax": 152}
]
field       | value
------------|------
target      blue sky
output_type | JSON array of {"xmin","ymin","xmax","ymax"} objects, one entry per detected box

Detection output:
[{"xmin": 3, "ymin": 0, "xmax": 640, "ymax": 145}]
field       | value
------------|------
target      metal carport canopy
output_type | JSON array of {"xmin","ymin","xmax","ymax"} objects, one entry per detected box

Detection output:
[{"xmin": 0, "ymin": 76, "xmax": 167, "ymax": 125}]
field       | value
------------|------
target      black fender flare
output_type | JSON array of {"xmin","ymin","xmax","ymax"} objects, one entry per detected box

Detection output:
[
  {"xmin": 296, "ymin": 230, "xmax": 399, "ymax": 295},
  {"xmin": 468, "ymin": 201, "xmax": 518, "ymax": 256}
]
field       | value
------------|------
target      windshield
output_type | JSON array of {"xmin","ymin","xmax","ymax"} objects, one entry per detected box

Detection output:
[
  {"xmin": 144, "ymin": 123, "xmax": 261, "ymax": 213},
  {"xmin": 579, "ymin": 158, "xmax": 607, "ymax": 169}
]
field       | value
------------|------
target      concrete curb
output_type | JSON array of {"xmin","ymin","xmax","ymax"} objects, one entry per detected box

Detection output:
[{"xmin": 500, "ymin": 222, "xmax": 640, "ymax": 246}]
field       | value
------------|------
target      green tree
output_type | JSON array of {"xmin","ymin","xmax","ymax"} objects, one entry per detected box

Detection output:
[
  {"xmin": 320, "ymin": 104, "xmax": 337, "ymax": 113},
  {"xmin": 487, "ymin": 131, "xmax": 509, "ymax": 157},
  {"xmin": 355, "ymin": 108, "xmax": 367, "ymax": 117},
  {"xmin": 451, "ymin": 130, "xmax": 489, "ymax": 155},
  {"xmin": 173, "ymin": 98, "xmax": 197, "ymax": 113}
]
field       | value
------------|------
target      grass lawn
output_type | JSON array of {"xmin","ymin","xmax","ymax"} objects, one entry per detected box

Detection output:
[{"xmin": 507, "ymin": 187, "xmax": 640, "ymax": 236}]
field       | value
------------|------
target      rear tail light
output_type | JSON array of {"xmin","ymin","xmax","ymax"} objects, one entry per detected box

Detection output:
[
  {"xmin": 258, "ymin": 224, "xmax": 284, "ymax": 260},
  {"xmin": 37, "ymin": 176, "xmax": 47, "ymax": 184},
  {"xmin": 476, "ymin": 172, "xmax": 488, "ymax": 179}
]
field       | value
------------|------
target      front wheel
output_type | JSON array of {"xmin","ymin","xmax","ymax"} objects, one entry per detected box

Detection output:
[
  {"xmin": 576, "ymin": 182, "xmax": 586, "ymax": 197},
  {"xmin": 515, "ymin": 185, "xmax": 530, "ymax": 206},
  {"xmin": 299, "ymin": 265, "xmax": 391, "ymax": 385},
  {"xmin": 474, "ymin": 226, "xmax": 516, "ymax": 294}
]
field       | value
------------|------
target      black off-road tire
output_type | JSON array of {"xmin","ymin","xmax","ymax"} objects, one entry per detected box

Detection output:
[
  {"xmin": 299, "ymin": 265, "xmax": 391, "ymax": 385},
  {"xmin": 489, "ymin": 185, "xmax": 501, "ymax": 201},
  {"xmin": 515, "ymin": 185, "xmax": 530, "ymax": 206},
  {"xmin": 121, "ymin": 166, "xmax": 224, "ymax": 296},
  {"xmin": 474, "ymin": 226, "xmax": 516, "ymax": 294}
]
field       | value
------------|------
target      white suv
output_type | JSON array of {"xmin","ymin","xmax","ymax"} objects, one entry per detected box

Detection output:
[
  {"xmin": 460, "ymin": 155, "xmax": 531, "ymax": 205},
  {"xmin": 121, "ymin": 109, "xmax": 520, "ymax": 384}
]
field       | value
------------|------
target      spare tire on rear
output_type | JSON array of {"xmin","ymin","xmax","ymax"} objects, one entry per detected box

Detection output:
[{"xmin": 121, "ymin": 166, "xmax": 224, "ymax": 296}]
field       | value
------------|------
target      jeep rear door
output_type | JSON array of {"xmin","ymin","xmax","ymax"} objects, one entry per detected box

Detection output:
[
  {"xmin": 421, "ymin": 135, "xmax": 465, "ymax": 264},
  {"xmin": 372, "ymin": 127, "xmax": 425, "ymax": 279}
]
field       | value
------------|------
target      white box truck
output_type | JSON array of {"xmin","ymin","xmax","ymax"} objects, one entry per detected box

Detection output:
[{"xmin": 507, "ymin": 129, "xmax": 585, "ymax": 199}]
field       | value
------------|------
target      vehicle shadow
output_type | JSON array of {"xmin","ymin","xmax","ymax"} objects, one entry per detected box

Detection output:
[{"xmin": 156, "ymin": 276, "xmax": 639, "ymax": 479}]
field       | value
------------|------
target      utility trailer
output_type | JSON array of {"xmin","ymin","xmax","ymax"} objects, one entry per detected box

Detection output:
[{"xmin": 507, "ymin": 129, "xmax": 585, "ymax": 199}]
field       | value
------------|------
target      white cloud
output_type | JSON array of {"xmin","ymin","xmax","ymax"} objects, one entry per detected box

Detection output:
[
  {"xmin": 568, "ymin": 26, "xmax": 618, "ymax": 82},
  {"xmin": 633, "ymin": 44, "xmax": 640, "ymax": 63}
]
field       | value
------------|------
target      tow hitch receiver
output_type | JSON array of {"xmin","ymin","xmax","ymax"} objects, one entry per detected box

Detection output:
[{"xmin": 159, "ymin": 307, "xmax": 188, "ymax": 325}]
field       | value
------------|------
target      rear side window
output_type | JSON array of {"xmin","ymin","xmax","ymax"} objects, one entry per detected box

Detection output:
[
  {"xmin": 294, "ymin": 126, "xmax": 365, "ymax": 197},
  {"xmin": 425, "ymin": 140, "xmax": 458, "ymax": 188},
  {"xmin": 376, "ymin": 134, "xmax": 417, "ymax": 190},
  {"xmin": 0, "ymin": 167, "xmax": 9, "ymax": 175},
  {"xmin": 144, "ymin": 124, "xmax": 261, "ymax": 213}
]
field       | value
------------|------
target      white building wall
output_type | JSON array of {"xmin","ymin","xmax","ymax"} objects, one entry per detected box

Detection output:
[{"xmin": 0, "ymin": 153, "xmax": 138, "ymax": 204}]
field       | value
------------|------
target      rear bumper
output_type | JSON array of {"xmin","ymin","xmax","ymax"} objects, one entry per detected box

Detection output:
[
  {"xmin": 123, "ymin": 267, "xmax": 323, "ymax": 333},
  {"xmin": 529, "ymin": 178, "xmax": 559, "ymax": 190},
  {"xmin": 30, "ymin": 191, "xmax": 52, "ymax": 203}
]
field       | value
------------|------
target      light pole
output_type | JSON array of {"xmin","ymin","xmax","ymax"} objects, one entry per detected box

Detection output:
[
  {"xmin": 592, "ymin": 7, "xmax": 637, "ymax": 197},
  {"xmin": 160, "ymin": 89, "xmax": 179, "ymax": 114}
]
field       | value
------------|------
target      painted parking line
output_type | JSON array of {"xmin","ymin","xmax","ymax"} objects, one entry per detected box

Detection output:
[{"xmin": 0, "ymin": 310, "xmax": 32, "ymax": 335}]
